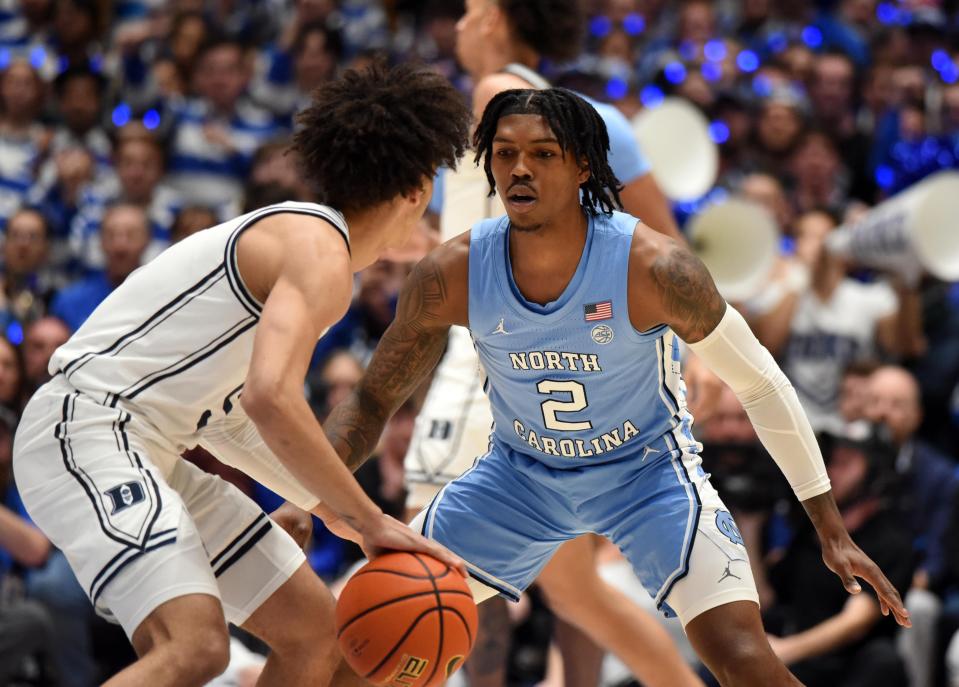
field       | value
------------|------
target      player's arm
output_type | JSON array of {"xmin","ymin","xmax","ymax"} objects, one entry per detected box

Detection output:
[
  {"xmin": 241, "ymin": 221, "xmax": 464, "ymax": 570},
  {"xmin": 629, "ymin": 230, "xmax": 910, "ymax": 627},
  {"xmin": 324, "ymin": 237, "xmax": 469, "ymax": 473},
  {"xmin": 767, "ymin": 594, "xmax": 881, "ymax": 665}
]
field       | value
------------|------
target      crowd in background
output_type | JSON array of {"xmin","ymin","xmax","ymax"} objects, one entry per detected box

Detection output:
[{"xmin": 0, "ymin": 0, "xmax": 958, "ymax": 685}]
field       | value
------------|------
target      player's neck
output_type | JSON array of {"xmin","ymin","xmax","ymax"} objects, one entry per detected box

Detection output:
[
  {"xmin": 341, "ymin": 204, "xmax": 406, "ymax": 272},
  {"xmin": 476, "ymin": 44, "xmax": 539, "ymax": 79},
  {"xmin": 508, "ymin": 209, "xmax": 588, "ymax": 304}
]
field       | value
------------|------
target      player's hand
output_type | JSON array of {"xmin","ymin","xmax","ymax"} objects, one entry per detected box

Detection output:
[
  {"xmin": 820, "ymin": 533, "xmax": 911, "ymax": 628},
  {"xmin": 269, "ymin": 502, "xmax": 313, "ymax": 550},
  {"xmin": 358, "ymin": 512, "xmax": 468, "ymax": 578}
]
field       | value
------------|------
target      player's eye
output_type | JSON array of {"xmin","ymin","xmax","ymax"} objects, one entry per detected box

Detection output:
[{"xmin": 495, "ymin": 148, "xmax": 514, "ymax": 158}]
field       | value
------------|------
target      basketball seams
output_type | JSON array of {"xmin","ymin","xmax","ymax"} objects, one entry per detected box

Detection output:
[
  {"xmin": 351, "ymin": 567, "xmax": 452, "ymax": 581},
  {"xmin": 440, "ymin": 605, "xmax": 475, "ymax": 649},
  {"xmin": 336, "ymin": 589, "xmax": 469, "ymax": 638},
  {"xmin": 363, "ymin": 606, "xmax": 439, "ymax": 679},
  {"xmin": 412, "ymin": 554, "xmax": 444, "ymax": 685}
]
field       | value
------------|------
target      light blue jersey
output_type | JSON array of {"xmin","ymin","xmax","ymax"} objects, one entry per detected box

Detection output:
[
  {"xmin": 469, "ymin": 210, "xmax": 696, "ymax": 468},
  {"xmin": 419, "ymin": 210, "xmax": 724, "ymax": 617}
]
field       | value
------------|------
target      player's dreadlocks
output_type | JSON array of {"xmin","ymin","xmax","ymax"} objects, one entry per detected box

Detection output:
[
  {"xmin": 473, "ymin": 88, "xmax": 624, "ymax": 215},
  {"xmin": 293, "ymin": 61, "xmax": 470, "ymax": 213}
]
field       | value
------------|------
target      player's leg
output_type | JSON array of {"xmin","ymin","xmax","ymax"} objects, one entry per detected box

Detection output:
[
  {"xmin": 594, "ymin": 445, "xmax": 800, "ymax": 687},
  {"xmin": 108, "ymin": 593, "xmax": 230, "ymax": 687},
  {"xmin": 551, "ymin": 615, "xmax": 604, "ymax": 687},
  {"xmin": 466, "ymin": 596, "xmax": 512, "ymax": 687},
  {"xmin": 537, "ymin": 535, "xmax": 703, "ymax": 687},
  {"xmin": 165, "ymin": 458, "xmax": 331, "ymax": 687},
  {"xmin": 240, "ymin": 563, "xmax": 341, "ymax": 686},
  {"xmin": 13, "ymin": 386, "xmax": 232, "ymax": 686},
  {"xmin": 684, "ymin": 602, "xmax": 799, "ymax": 686}
]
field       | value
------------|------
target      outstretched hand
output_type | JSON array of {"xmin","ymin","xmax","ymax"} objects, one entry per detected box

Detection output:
[{"xmin": 820, "ymin": 534, "xmax": 911, "ymax": 628}]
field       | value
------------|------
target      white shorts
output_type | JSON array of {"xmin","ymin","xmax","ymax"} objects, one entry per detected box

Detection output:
[
  {"xmin": 13, "ymin": 376, "xmax": 306, "ymax": 639},
  {"xmin": 404, "ymin": 327, "xmax": 493, "ymax": 510}
]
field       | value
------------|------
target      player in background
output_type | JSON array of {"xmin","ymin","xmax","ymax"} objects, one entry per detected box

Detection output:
[
  {"xmin": 12, "ymin": 63, "xmax": 470, "ymax": 687},
  {"xmin": 325, "ymin": 87, "xmax": 910, "ymax": 687},
  {"xmin": 406, "ymin": 0, "xmax": 713, "ymax": 683}
]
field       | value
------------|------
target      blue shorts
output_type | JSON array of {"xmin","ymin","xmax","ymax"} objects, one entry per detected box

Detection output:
[{"xmin": 419, "ymin": 435, "xmax": 717, "ymax": 616}]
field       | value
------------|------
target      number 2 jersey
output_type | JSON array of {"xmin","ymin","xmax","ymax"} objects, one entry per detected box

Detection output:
[
  {"xmin": 469, "ymin": 210, "xmax": 699, "ymax": 468},
  {"xmin": 48, "ymin": 201, "xmax": 349, "ymax": 465}
]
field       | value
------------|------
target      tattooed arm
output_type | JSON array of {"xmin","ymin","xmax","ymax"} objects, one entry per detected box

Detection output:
[
  {"xmin": 324, "ymin": 237, "xmax": 470, "ymax": 472},
  {"xmin": 629, "ymin": 226, "xmax": 910, "ymax": 626}
]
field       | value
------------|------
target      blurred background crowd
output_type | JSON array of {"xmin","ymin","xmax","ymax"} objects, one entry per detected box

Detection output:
[{"xmin": 0, "ymin": 0, "xmax": 958, "ymax": 685}]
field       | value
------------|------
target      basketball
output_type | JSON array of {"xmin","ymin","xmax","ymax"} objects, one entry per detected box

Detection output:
[{"xmin": 335, "ymin": 552, "xmax": 478, "ymax": 686}]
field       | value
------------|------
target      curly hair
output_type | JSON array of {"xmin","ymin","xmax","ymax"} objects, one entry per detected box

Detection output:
[
  {"xmin": 500, "ymin": 0, "xmax": 585, "ymax": 62},
  {"xmin": 293, "ymin": 61, "xmax": 471, "ymax": 213},
  {"xmin": 473, "ymin": 88, "xmax": 623, "ymax": 215}
]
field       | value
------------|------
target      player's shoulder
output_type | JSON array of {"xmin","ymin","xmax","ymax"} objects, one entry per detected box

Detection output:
[
  {"xmin": 431, "ymin": 230, "xmax": 471, "ymax": 273},
  {"xmin": 626, "ymin": 217, "xmax": 688, "ymax": 274}
]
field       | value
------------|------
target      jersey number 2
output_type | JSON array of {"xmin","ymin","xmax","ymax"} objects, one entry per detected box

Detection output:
[{"xmin": 537, "ymin": 380, "xmax": 593, "ymax": 431}]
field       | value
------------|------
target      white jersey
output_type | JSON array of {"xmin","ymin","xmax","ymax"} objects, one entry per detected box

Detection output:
[
  {"xmin": 49, "ymin": 201, "xmax": 350, "ymax": 454},
  {"xmin": 783, "ymin": 278, "xmax": 897, "ymax": 433}
]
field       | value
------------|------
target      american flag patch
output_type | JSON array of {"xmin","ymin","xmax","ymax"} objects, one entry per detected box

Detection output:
[{"xmin": 584, "ymin": 301, "xmax": 613, "ymax": 321}]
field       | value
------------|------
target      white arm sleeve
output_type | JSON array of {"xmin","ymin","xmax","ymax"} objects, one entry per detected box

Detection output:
[{"xmin": 686, "ymin": 306, "xmax": 831, "ymax": 501}]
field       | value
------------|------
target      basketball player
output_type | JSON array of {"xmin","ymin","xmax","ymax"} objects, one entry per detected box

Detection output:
[
  {"xmin": 406, "ymin": 1, "xmax": 710, "ymax": 684},
  {"xmin": 324, "ymin": 88, "xmax": 910, "ymax": 687},
  {"xmin": 11, "ymin": 63, "xmax": 470, "ymax": 687}
]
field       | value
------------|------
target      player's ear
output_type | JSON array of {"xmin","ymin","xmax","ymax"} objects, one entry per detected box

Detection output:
[
  {"xmin": 483, "ymin": 1, "xmax": 505, "ymax": 37},
  {"xmin": 577, "ymin": 158, "xmax": 591, "ymax": 185}
]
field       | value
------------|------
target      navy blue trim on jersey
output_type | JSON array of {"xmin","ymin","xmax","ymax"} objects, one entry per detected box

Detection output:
[
  {"xmin": 60, "ymin": 264, "xmax": 227, "ymax": 380},
  {"xmin": 653, "ymin": 433, "xmax": 702, "ymax": 612},
  {"xmin": 90, "ymin": 534, "xmax": 179, "ymax": 604},
  {"xmin": 224, "ymin": 205, "xmax": 351, "ymax": 318},
  {"xmin": 120, "ymin": 316, "xmax": 257, "ymax": 400}
]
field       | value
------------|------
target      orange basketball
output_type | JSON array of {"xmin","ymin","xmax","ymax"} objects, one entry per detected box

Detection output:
[{"xmin": 335, "ymin": 552, "xmax": 478, "ymax": 686}]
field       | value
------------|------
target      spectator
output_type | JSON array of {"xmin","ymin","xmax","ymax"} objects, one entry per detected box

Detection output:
[
  {"xmin": 0, "ymin": 208, "xmax": 61, "ymax": 331},
  {"xmin": 50, "ymin": 203, "xmax": 150, "ymax": 330},
  {"xmin": 789, "ymin": 129, "xmax": 848, "ymax": 216},
  {"xmin": 71, "ymin": 128, "xmax": 181, "ymax": 271},
  {"xmin": 0, "ymin": 336, "xmax": 23, "ymax": 412},
  {"xmin": 865, "ymin": 365, "xmax": 958, "ymax": 687},
  {"xmin": 0, "ymin": 60, "xmax": 49, "ymax": 229},
  {"xmin": 0, "ymin": 404, "xmax": 58, "ymax": 685},
  {"xmin": 48, "ymin": 65, "xmax": 110, "ymax": 169},
  {"xmin": 752, "ymin": 209, "xmax": 922, "ymax": 433},
  {"xmin": 307, "ymin": 348, "xmax": 364, "ymax": 420},
  {"xmin": 166, "ymin": 36, "xmax": 284, "ymax": 215},
  {"xmin": 170, "ymin": 205, "xmax": 217, "ymax": 243},
  {"xmin": 20, "ymin": 315, "xmax": 69, "ymax": 397},
  {"xmin": 764, "ymin": 428, "xmax": 913, "ymax": 687},
  {"xmin": 252, "ymin": 21, "xmax": 343, "ymax": 123}
]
